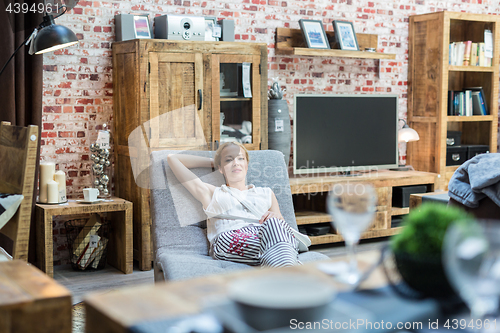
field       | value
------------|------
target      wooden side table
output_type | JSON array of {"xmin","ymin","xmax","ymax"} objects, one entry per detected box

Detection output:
[
  {"xmin": 35, "ymin": 197, "xmax": 133, "ymax": 277},
  {"xmin": 0, "ymin": 260, "xmax": 72, "ymax": 333},
  {"xmin": 409, "ymin": 191, "xmax": 450, "ymax": 211}
]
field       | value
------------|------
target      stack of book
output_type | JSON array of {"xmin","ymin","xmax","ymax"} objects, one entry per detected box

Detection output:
[
  {"xmin": 449, "ymin": 41, "xmax": 492, "ymax": 66},
  {"xmin": 447, "ymin": 87, "xmax": 489, "ymax": 116}
]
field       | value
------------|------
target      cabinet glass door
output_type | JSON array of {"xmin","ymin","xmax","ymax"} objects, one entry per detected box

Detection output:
[{"xmin": 212, "ymin": 54, "xmax": 261, "ymax": 151}]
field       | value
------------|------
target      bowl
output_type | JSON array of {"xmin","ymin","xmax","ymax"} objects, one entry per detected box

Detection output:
[{"xmin": 228, "ymin": 273, "xmax": 336, "ymax": 331}]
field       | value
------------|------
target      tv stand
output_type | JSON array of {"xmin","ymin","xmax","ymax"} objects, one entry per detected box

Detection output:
[
  {"xmin": 335, "ymin": 171, "xmax": 363, "ymax": 177},
  {"xmin": 289, "ymin": 170, "xmax": 438, "ymax": 245}
]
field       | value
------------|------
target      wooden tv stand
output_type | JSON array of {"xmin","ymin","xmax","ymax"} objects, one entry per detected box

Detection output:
[{"xmin": 289, "ymin": 170, "xmax": 438, "ymax": 245}]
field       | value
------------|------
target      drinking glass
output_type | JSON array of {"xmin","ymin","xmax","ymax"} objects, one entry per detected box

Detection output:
[
  {"xmin": 327, "ymin": 182, "xmax": 377, "ymax": 285},
  {"xmin": 443, "ymin": 220, "xmax": 500, "ymax": 328}
]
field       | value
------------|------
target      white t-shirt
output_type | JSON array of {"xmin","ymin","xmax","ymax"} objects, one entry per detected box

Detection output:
[{"xmin": 204, "ymin": 184, "xmax": 273, "ymax": 244}]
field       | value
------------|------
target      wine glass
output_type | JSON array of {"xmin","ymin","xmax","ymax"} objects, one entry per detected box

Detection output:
[
  {"xmin": 327, "ymin": 182, "xmax": 377, "ymax": 285},
  {"xmin": 443, "ymin": 219, "xmax": 500, "ymax": 328}
]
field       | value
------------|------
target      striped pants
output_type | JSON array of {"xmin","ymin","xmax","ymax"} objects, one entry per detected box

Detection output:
[{"xmin": 212, "ymin": 218, "xmax": 299, "ymax": 267}]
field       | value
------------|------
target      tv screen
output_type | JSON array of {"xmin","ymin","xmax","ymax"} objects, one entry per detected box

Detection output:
[{"xmin": 293, "ymin": 94, "xmax": 399, "ymax": 174}]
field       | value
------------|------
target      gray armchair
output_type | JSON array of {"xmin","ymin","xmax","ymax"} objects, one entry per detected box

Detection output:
[{"xmin": 149, "ymin": 149, "xmax": 329, "ymax": 282}]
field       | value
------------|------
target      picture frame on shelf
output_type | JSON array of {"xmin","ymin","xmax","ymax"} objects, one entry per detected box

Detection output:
[
  {"xmin": 205, "ymin": 16, "xmax": 220, "ymax": 41},
  {"xmin": 299, "ymin": 19, "xmax": 330, "ymax": 49},
  {"xmin": 133, "ymin": 15, "xmax": 151, "ymax": 39},
  {"xmin": 332, "ymin": 20, "xmax": 359, "ymax": 51}
]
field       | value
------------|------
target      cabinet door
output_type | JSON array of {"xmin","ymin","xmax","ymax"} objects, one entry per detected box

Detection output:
[
  {"xmin": 149, "ymin": 52, "xmax": 208, "ymax": 150},
  {"xmin": 211, "ymin": 54, "xmax": 261, "ymax": 150}
]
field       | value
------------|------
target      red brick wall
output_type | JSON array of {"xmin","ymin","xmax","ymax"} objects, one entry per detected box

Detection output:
[{"xmin": 42, "ymin": 1, "xmax": 500, "ymax": 263}]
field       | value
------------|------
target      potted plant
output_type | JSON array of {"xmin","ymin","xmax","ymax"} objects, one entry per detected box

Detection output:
[
  {"xmin": 267, "ymin": 80, "xmax": 291, "ymax": 167},
  {"xmin": 390, "ymin": 203, "xmax": 470, "ymax": 298}
]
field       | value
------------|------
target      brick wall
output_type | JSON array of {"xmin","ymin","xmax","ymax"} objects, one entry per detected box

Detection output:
[{"xmin": 43, "ymin": 0, "xmax": 500, "ymax": 264}]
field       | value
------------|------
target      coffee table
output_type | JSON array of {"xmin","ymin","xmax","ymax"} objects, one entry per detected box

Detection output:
[
  {"xmin": 0, "ymin": 260, "xmax": 72, "ymax": 333},
  {"xmin": 85, "ymin": 252, "xmax": 388, "ymax": 333}
]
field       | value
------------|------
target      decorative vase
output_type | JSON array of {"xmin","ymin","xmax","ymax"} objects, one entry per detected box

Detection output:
[
  {"xmin": 268, "ymin": 99, "xmax": 291, "ymax": 167},
  {"xmin": 90, "ymin": 125, "xmax": 112, "ymax": 198},
  {"xmin": 393, "ymin": 251, "xmax": 456, "ymax": 298}
]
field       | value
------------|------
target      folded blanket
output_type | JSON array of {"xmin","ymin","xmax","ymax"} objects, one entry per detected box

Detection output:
[{"xmin": 448, "ymin": 153, "xmax": 500, "ymax": 208}]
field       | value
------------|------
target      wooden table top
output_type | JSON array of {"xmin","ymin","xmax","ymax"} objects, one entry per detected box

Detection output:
[
  {"xmin": 0, "ymin": 260, "xmax": 71, "ymax": 310},
  {"xmin": 85, "ymin": 251, "xmax": 387, "ymax": 330},
  {"xmin": 35, "ymin": 196, "xmax": 132, "ymax": 215}
]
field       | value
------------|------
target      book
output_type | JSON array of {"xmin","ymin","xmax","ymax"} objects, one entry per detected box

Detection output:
[
  {"xmin": 72, "ymin": 215, "xmax": 102, "ymax": 258},
  {"xmin": 464, "ymin": 90, "xmax": 472, "ymax": 116},
  {"xmin": 449, "ymin": 43, "xmax": 454, "ymax": 65},
  {"xmin": 471, "ymin": 92, "xmax": 483, "ymax": 115},
  {"xmin": 453, "ymin": 92, "xmax": 460, "ymax": 115},
  {"xmin": 77, "ymin": 235, "xmax": 101, "ymax": 269},
  {"xmin": 447, "ymin": 91, "xmax": 454, "ymax": 115},
  {"xmin": 478, "ymin": 42, "xmax": 485, "ymax": 66},
  {"xmin": 457, "ymin": 91, "xmax": 464, "ymax": 116},
  {"xmin": 465, "ymin": 87, "xmax": 488, "ymax": 115},
  {"xmin": 90, "ymin": 237, "xmax": 109, "ymax": 269},
  {"xmin": 463, "ymin": 40, "xmax": 472, "ymax": 66},
  {"xmin": 456, "ymin": 42, "xmax": 465, "ymax": 66},
  {"xmin": 470, "ymin": 42, "xmax": 478, "ymax": 66},
  {"xmin": 477, "ymin": 90, "xmax": 488, "ymax": 115}
]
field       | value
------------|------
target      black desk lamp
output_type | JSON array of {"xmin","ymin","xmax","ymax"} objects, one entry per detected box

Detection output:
[{"xmin": 0, "ymin": 6, "xmax": 78, "ymax": 77}]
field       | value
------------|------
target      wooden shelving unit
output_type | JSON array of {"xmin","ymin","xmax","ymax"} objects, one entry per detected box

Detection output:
[
  {"xmin": 290, "ymin": 170, "xmax": 438, "ymax": 246},
  {"xmin": 407, "ymin": 11, "xmax": 499, "ymax": 190},
  {"xmin": 112, "ymin": 39, "xmax": 268, "ymax": 270},
  {"xmin": 275, "ymin": 28, "xmax": 396, "ymax": 59}
]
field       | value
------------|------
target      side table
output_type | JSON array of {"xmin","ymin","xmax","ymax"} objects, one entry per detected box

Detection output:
[
  {"xmin": 35, "ymin": 197, "xmax": 133, "ymax": 277},
  {"xmin": 0, "ymin": 260, "xmax": 72, "ymax": 333}
]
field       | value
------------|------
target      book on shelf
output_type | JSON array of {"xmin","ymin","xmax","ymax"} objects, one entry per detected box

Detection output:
[
  {"xmin": 479, "ymin": 43, "xmax": 486, "ymax": 66},
  {"xmin": 448, "ymin": 41, "xmax": 492, "ymax": 66},
  {"xmin": 448, "ymin": 87, "xmax": 489, "ymax": 116},
  {"xmin": 471, "ymin": 92, "xmax": 484, "ymax": 116},
  {"xmin": 470, "ymin": 42, "xmax": 478, "ymax": 66},
  {"xmin": 463, "ymin": 41, "xmax": 472, "ymax": 66},
  {"xmin": 466, "ymin": 87, "xmax": 489, "ymax": 115}
]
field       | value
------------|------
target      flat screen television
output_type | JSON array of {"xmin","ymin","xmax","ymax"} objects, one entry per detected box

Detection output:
[{"xmin": 293, "ymin": 94, "xmax": 399, "ymax": 175}]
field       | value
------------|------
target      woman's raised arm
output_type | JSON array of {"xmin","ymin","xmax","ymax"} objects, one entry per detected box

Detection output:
[{"xmin": 167, "ymin": 154, "xmax": 216, "ymax": 208}]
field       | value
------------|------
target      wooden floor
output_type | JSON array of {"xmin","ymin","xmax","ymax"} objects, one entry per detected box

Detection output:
[{"xmin": 54, "ymin": 238, "xmax": 389, "ymax": 305}]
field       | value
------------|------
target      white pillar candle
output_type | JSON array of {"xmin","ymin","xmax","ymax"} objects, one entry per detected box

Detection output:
[
  {"xmin": 47, "ymin": 180, "xmax": 59, "ymax": 204},
  {"xmin": 54, "ymin": 170, "xmax": 67, "ymax": 203},
  {"xmin": 39, "ymin": 162, "xmax": 55, "ymax": 203}
]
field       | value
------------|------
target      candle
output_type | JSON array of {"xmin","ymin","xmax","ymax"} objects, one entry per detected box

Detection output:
[
  {"xmin": 54, "ymin": 170, "xmax": 67, "ymax": 203},
  {"xmin": 47, "ymin": 180, "xmax": 59, "ymax": 204},
  {"xmin": 39, "ymin": 162, "xmax": 55, "ymax": 203}
]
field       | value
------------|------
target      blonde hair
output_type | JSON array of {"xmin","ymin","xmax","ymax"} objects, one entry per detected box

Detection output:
[{"xmin": 214, "ymin": 142, "xmax": 250, "ymax": 169}]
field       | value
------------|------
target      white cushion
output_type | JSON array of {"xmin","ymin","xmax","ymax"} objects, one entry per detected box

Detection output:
[{"xmin": 0, "ymin": 193, "xmax": 24, "ymax": 230}]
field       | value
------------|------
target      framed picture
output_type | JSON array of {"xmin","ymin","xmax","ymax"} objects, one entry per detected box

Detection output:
[
  {"xmin": 133, "ymin": 15, "xmax": 151, "ymax": 39},
  {"xmin": 205, "ymin": 17, "xmax": 219, "ymax": 41},
  {"xmin": 299, "ymin": 19, "xmax": 330, "ymax": 49},
  {"xmin": 332, "ymin": 20, "xmax": 359, "ymax": 51}
]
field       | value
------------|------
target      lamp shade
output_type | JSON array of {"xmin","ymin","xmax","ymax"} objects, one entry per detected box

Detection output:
[
  {"xmin": 33, "ymin": 22, "xmax": 78, "ymax": 54},
  {"xmin": 398, "ymin": 126, "xmax": 420, "ymax": 143}
]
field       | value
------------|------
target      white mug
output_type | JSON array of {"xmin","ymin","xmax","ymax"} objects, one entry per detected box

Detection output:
[{"xmin": 83, "ymin": 188, "xmax": 99, "ymax": 202}]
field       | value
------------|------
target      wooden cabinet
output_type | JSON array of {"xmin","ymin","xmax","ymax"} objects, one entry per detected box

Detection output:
[
  {"xmin": 407, "ymin": 12, "xmax": 499, "ymax": 190},
  {"xmin": 290, "ymin": 171, "xmax": 438, "ymax": 245},
  {"xmin": 112, "ymin": 39, "xmax": 268, "ymax": 270}
]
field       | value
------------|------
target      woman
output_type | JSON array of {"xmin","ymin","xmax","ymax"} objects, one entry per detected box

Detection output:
[{"xmin": 167, "ymin": 142, "xmax": 299, "ymax": 267}]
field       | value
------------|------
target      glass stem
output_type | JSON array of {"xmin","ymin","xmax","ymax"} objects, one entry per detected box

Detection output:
[{"xmin": 346, "ymin": 241, "xmax": 358, "ymax": 276}]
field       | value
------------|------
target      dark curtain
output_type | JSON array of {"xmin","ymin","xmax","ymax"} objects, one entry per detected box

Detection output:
[{"xmin": 0, "ymin": 5, "xmax": 43, "ymax": 263}]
